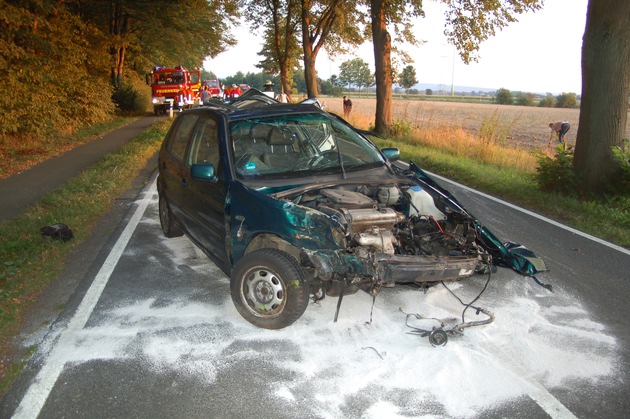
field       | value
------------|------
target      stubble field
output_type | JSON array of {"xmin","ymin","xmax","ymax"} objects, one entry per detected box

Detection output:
[{"xmin": 322, "ymin": 97, "xmax": 630, "ymax": 151}]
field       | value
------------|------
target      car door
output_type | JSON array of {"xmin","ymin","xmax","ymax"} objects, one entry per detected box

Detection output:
[
  {"xmin": 159, "ymin": 113, "xmax": 200, "ymax": 222},
  {"xmin": 180, "ymin": 114, "xmax": 230, "ymax": 269}
]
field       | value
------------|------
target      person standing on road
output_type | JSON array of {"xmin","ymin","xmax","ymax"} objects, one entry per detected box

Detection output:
[
  {"xmin": 199, "ymin": 86, "xmax": 210, "ymax": 104},
  {"xmin": 223, "ymin": 84, "xmax": 232, "ymax": 99},
  {"xmin": 231, "ymin": 84, "xmax": 242, "ymax": 98},
  {"xmin": 343, "ymin": 95, "xmax": 353, "ymax": 118},
  {"xmin": 549, "ymin": 121, "xmax": 571, "ymax": 143}
]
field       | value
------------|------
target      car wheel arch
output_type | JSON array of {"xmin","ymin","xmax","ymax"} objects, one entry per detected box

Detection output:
[{"xmin": 243, "ymin": 233, "xmax": 301, "ymax": 264}]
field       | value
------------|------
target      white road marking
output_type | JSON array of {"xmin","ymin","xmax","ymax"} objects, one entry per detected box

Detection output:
[
  {"xmin": 480, "ymin": 337, "xmax": 579, "ymax": 419},
  {"xmin": 428, "ymin": 171, "xmax": 630, "ymax": 256},
  {"xmin": 12, "ymin": 180, "xmax": 157, "ymax": 419}
]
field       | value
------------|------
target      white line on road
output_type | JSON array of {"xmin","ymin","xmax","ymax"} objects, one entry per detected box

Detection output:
[
  {"xmin": 429, "ymin": 171, "xmax": 630, "ymax": 256},
  {"xmin": 480, "ymin": 337, "xmax": 579, "ymax": 419},
  {"xmin": 12, "ymin": 180, "xmax": 157, "ymax": 419}
]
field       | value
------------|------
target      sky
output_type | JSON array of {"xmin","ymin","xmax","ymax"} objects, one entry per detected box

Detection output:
[{"xmin": 204, "ymin": 0, "xmax": 589, "ymax": 95}]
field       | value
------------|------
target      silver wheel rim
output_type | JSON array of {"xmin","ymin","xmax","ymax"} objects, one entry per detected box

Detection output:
[{"xmin": 242, "ymin": 268, "xmax": 286, "ymax": 318}]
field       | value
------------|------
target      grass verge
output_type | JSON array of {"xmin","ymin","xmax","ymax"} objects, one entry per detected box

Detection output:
[{"xmin": 0, "ymin": 117, "xmax": 172, "ymax": 394}]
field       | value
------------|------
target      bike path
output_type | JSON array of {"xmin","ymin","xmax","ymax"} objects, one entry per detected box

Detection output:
[{"xmin": 0, "ymin": 116, "xmax": 159, "ymax": 222}]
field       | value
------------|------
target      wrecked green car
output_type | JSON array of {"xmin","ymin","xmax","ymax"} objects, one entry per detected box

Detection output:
[{"xmin": 157, "ymin": 89, "xmax": 549, "ymax": 329}]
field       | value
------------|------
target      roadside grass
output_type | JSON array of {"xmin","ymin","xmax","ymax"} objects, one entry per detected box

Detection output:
[
  {"xmin": 0, "ymin": 118, "xmax": 172, "ymax": 393},
  {"xmin": 0, "ymin": 117, "xmax": 139, "ymax": 180}
]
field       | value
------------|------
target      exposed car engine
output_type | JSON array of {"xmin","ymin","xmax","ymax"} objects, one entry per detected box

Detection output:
[{"xmin": 297, "ymin": 183, "xmax": 485, "ymax": 281}]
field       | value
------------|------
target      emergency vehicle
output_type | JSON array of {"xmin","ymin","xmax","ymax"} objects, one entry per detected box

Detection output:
[
  {"xmin": 146, "ymin": 66, "xmax": 201, "ymax": 114},
  {"xmin": 203, "ymin": 78, "xmax": 222, "ymax": 98}
]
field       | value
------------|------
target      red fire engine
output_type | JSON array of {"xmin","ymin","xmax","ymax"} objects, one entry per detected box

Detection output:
[
  {"xmin": 146, "ymin": 66, "xmax": 201, "ymax": 115},
  {"xmin": 203, "ymin": 78, "xmax": 222, "ymax": 98}
]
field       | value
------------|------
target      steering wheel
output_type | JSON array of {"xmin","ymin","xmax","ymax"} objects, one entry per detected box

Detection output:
[{"xmin": 296, "ymin": 150, "xmax": 336, "ymax": 170}]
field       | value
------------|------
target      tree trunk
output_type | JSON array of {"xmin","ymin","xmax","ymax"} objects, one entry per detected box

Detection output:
[
  {"xmin": 371, "ymin": 0, "xmax": 392, "ymax": 135},
  {"xmin": 301, "ymin": 1, "xmax": 319, "ymax": 98},
  {"xmin": 109, "ymin": 1, "xmax": 128, "ymax": 87},
  {"xmin": 573, "ymin": 0, "xmax": 630, "ymax": 192}
]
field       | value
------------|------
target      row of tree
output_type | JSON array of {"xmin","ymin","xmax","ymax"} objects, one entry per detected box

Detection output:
[
  {"xmin": 246, "ymin": 0, "xmax": 629, "ymax": 193},
  {"xmin": 495, "ymin": 89, "xmax": 579, "ymax": 108},
  {"xmin": 1, "ymin": 0, "xmax": 628, "ymax": 193},
  {"xmin": 1, "ymin": 0, "xmax": 239, "ymax": 140}
]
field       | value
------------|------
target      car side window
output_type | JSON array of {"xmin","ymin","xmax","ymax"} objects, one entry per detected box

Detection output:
[
  {"xmin": 188, "ymin": 116, "xmax": 221, "ymax": 172},
  {"xmin": 167, "ymin": 115, "xmax": 199, "ymax": 162}
]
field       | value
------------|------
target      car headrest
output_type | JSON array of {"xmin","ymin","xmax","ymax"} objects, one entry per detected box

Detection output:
[
  {"xmin": 266, "ymin": 127, "xmax": 294, "ymax": 146},
  {"xmin": 249, "ymin": 124, "xmax": 272, "ymax": 142}
]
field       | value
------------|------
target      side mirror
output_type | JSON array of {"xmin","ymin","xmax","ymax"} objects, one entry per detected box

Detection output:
[
  {"xmin": 145, "ymin": 74, "xmax": 152, "ymax": 85},
  {"xmin": 381, "ymin": 148, "xmax": 400, "ymax": 161},
  {"xmin": 191, "ymin": 163, "xmax": 217, "ymax": 182}
]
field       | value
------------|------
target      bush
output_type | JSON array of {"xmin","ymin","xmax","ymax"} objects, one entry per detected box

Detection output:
[
  {"xmin": 535, "ymin": 145, "xmax": 578, "ymax": 194},
  {"xmin": 112, "ymin": 77, "xmax": 150, "ymax": 115},
  {"xmin": 610, "ymin": 139, "xmax": 630, "ymax": 194},
  {"xmin": 389, "ymin": 118, "xmax": 414, "ymax": 138}
]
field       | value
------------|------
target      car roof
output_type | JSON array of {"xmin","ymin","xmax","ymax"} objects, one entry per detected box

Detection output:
[{"xmin": 189, "ymin": 88, "xmax": 327, "ymax": 121}]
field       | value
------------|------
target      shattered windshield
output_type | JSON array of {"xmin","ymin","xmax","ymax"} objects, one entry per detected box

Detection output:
[{"xmin": 230, "ymin": 113, "xmax": 385, "ymax": 180}]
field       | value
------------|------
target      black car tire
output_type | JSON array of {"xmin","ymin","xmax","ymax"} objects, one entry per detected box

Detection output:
[
  {"xmin": 231, "ymin": 249, "xmax": 309, "ymax": 330},
  {"xmin": 158, "ymin": 194, "xmax": 183, "ymax": 238}
]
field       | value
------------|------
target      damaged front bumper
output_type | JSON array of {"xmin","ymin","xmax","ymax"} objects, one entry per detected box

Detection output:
[{"xmin": 305, "ymin": 249, "xmax": 478, "ymax": 287}]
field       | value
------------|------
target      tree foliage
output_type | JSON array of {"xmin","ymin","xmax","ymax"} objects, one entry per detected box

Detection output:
[
  {"xmin": 398, "ymin": 65, "xmax": 418, "ymax": 92},
  {"xmin": 0, "ymin": 0, "xmax": 114, "ymax": 141},
  {"xmin": 246, "ymin": 0, "xmax": 301, "ymax": 98},
  {"xmin": 495, "ymin": 88, "xmax": 514, "ymax": 105},
  {"xmin": 516, "ymin": 92, "xmax": 536, "ymax": 106},
  {"xmin": 69, "ymin": 0, "xmax": 242, "ymax": 87},
  {"xmin": 538, "ymin": 94, "xmax": 556, "ymax": 108},
  {"xmin": 441, "ymin": 0, "xmax": 543, "ymax": 64},
  {"xmin": 555, "ymin": 92, "xmax": 578, "ymax": 108},
  {"xmin": 339, "ymin": 58, "xmax": 373, "ymax": 92},
  {"xmin": 0, "ymin": 0, "xmax": 241, "ymax": 144}
]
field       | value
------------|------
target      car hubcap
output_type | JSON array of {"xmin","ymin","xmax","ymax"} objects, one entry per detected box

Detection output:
[{"xmin": 243, "ymin": 269, "xmax": 285, "ymax": 317}]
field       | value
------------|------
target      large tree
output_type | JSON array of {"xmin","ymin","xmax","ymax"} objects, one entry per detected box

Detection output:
[
  {"xmin": 370, "ymin": 0, "xmax": 423, "ymax": 134},
  {"xmin": 246, "ymin": 0, "xmax": 301, "ymax": 99},
  {"xmin": 300, "ymin": 0, "xmax": 364, "ymax": 97},
  {"xmin": 573, "ymin": 0, "xmax": 630, "ymax": 193}
]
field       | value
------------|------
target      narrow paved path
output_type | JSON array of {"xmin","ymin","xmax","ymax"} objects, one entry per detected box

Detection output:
[{"xmin": 0, "ymin": 116, "xmax": 159, "ymax": 222}]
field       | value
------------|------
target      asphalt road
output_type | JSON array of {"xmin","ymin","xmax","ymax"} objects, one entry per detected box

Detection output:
[{"xmin": 1, "ymin": 121, "xmax": 630, "ymax": 418}]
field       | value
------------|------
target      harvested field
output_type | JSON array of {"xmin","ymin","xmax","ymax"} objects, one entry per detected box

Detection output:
[{"xmin": 321, "ymin": 97, "xmax": 630, "ymax": 151}]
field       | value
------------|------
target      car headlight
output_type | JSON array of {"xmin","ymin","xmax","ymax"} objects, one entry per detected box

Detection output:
[{"xmin": 332, "ymin": 228, "xmax": 346, "ymax": 248}]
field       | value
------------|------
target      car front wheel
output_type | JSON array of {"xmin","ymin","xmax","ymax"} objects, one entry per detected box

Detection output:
[{"xmin": 231, "ymin": 249, "xmax": 309, "ymax": 330}]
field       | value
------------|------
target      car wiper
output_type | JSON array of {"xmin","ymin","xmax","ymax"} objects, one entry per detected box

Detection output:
[{"xmin": 332, "ymin": 133, "xmax": 346, "ymax": 179}]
